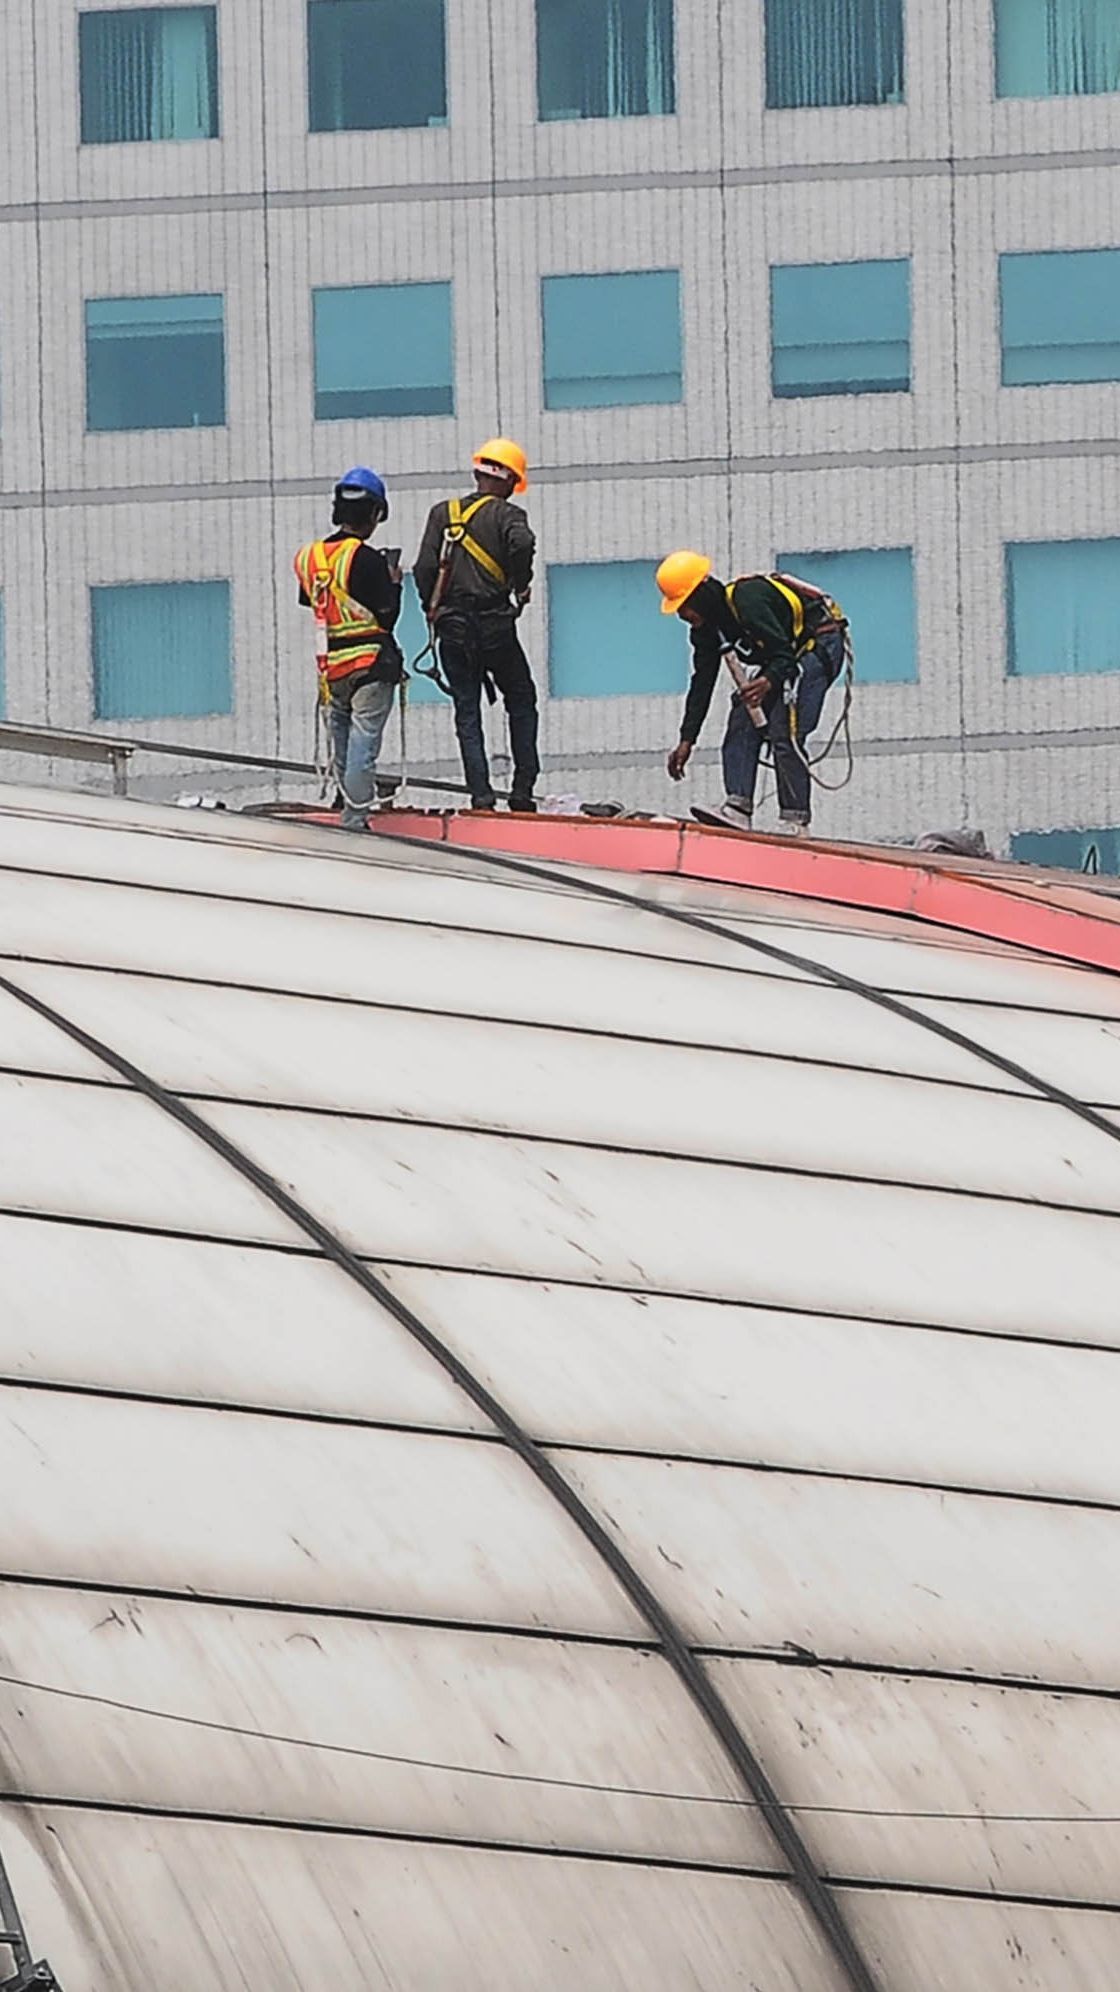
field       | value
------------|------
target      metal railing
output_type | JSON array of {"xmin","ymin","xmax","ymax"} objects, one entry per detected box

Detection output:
[{"xmin": 0, "ymin": 720, "xmax": 489, "ymax": 803}]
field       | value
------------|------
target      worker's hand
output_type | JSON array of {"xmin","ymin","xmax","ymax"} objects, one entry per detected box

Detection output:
[
  {"xmin": 516, "ymin": 588, "xmax": 532, "ymax": 608},
  {"xmin": 740, "ymin": 674, "xmax": 771, "ymax": 711},
  {"xmin": 388, "ymin": 560, "xmax": 403, "ymax": 585},
  {"xmin": 667, "ymin": 740, "xmax": 692, "ymax": 781}
]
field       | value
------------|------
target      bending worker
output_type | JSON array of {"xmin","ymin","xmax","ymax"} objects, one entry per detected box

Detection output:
[
  {"xmin": 656, "ymin": 551, "xmax": 847, "ymax": 833},
  {"xmin": 414, "ymin": 438, "xmax": 539, "ymax": 813},
  {"xmin": 294, "ymin": 467, "xmax": 402, "ymax": 832}
]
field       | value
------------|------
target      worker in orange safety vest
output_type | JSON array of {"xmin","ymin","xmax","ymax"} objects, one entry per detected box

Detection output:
[{"xmin": 294, "ymin": 467, "xmax": 402, "ymax": 830}]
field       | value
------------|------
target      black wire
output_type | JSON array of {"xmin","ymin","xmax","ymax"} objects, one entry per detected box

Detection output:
[
  {"xmin": 0, "ymin": 1671, "xmax": 1113, "ymax": 1827},
  {"xmin": 0, "ymin": 964, "xmax": 880, "ymax": 1992},
  {"xmin": 379, "ymin": 834, "xmax": 1120, "ymax": 1155}
]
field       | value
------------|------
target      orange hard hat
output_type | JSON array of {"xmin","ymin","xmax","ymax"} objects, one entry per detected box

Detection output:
[
  {"xmin": 473, "ymin": 437, "xmax": 528, "ymax": 493},
  {"xmin": 656, "ymin": 549, "xmax": 713, "ymax": 614}
]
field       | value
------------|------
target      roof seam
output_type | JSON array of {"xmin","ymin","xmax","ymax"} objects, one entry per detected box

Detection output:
[
  {"xmin": 1, "ymin": 1372, "xmax": 1115, "ymax": 1516},
  {"xmin": 1, "ymin": 1205, "xmax": 1117, "ymax": 1356},
  {"xmin": 0, "ymin": 962, "xmax": 884, "ymax": 1992}
]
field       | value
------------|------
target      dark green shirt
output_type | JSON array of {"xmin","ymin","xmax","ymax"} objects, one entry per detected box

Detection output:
[{"xmin": 680, "ymin": 576, "xmax": 799, "ymax": 744}]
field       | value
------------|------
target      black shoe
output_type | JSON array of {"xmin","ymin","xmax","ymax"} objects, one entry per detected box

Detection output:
[
  {"xmin": 469, "ymin": 796, "xmax": 497, "ymax": 811},
  {"xmin": 509, "ymin": 795, "xmax": 538, "ymax": 813}
]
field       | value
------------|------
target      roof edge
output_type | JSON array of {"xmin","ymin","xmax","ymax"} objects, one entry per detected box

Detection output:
[{"xmin": 365, "ymin": 811, "xmax": 1120, "ymax": 978}]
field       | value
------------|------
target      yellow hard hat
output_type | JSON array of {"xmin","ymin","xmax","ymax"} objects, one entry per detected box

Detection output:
[
  {"xmin": 473, "ymin": 437, "xmax": 528, "ymax": 493},
  {"xmin": 656, "ymin": 549, "xmax": 713, "ymax": 615}
]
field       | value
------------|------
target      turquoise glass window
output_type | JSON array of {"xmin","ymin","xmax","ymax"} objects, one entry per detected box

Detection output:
[
  {"xmin": 92, "ymin": 581, "xmax": 232, "ymax": 720},
  {"xmin": 1011, "ymin": 826, "xmax": 1120, "ymax": 874},
  {"xmin": 536, "ymin": 0, "xmax": 675, "ymax": 120},
  {"xmin": 542, "ymin": 271, "xmax": 682, "ymax": 409},
  {"xmin": 1000, "ymin": 250, "xmax": 1120, "ymax": 386},
  {"xmin": 995, "ymin": 0, "xmax": 1120, "ymax": 98},
  {"xmin": 779, "ymin": 548, "xmax": 916, "ymax": 683},
  {"xmin": 1006, "ymin": 540, "xmax": 1120, "ymax": 676},
  {"xmin": 548, "ymin": 561, "xmax": 689, "ymax": 697},
  {"xmin": 398, "ymin": 576, "xmax": 442, "ymax": 704},
  {"xmin": 772, "ymin": 260, "xmax": 910, "ymax": 396},
  {"xmin": 765, "ymin": 0, "xmax": 904, "ymax": 107},
  {"xmin": 79, "ymin": 7, "xmax": 219, "ymax": 143},
  {"xmin": 313, "ymin": 284, "xmax": 453, "ymax": 420},
  {"xmin": 86, "ymin": 295, "xmax": 225, "ymax": 432},
  {"xmin": 308, "ymin": 0, "xmax": 447, "ymax": 132}
]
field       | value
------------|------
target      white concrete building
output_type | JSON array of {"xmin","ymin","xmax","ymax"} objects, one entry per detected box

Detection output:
[{"xmin": 1, "ymin": 0, "xmax": 1119, "ymax": 855}]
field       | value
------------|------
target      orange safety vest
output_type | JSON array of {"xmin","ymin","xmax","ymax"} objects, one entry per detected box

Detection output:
[{"xmin": 293, "ymin": 536, "xmax": 385, "ymax": 682}]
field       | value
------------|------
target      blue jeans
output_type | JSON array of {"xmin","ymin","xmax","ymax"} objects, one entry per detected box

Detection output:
[
  {"xmin": 325, "ymin": 674, "xmax": 396, "ymax": 829},
  {"xmin": 721, "ymin": 640, "xmax": 841, "ymax": 823},
  {"xmin": 722, "ymin": 686, "xmax": 809, "ymax": 823},
  {"xmin": 438, "ymin": 611, "xmax": 540, "ymax": 807}
]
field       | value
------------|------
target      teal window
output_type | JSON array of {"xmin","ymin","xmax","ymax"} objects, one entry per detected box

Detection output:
[
  {"xmin": 86, "ymin": 295, "xmax": 225, "ymax": 432},
  {"xmin": 537, "ymin": 0, "xmax": 675, "ymax": 120},
  {"xmin": 1006, "ymin": 539, "xmax": 1120, "ymax": 676},
  {"xmin": 542, "ymin": 271, "xmax": 681, "ymax": 409},
  {"xmin": 548, "ymin": 561, "xmax": 688, "ymax": 697},
  {"xmin": 772, "ymin": 259, "xmax": 910, "ymax": 397},
  {"xmin": 92, "ymin": 581, "xmax": 232, "ymax": 720},
  {"xmin": 1011, "ymin": 826, "xmax": 1120, "ymax": 874},
  {"xmin": 398, "ymin": 576, "xmax": 442, "ymax": 704},
  {"xmin": 1000, "ymin": 250, "xmax": 1120, "ymax": 386},
  {"xmin": 79, "ymin": 7, "xmax": 219, "ymax": 143},
  {"xmin": 308, "ymin": 0, "xmax": 447, "ymax": 132},
  {"xmin": 313, "ymin": 283, "xmax": 453, "ymax": 419},
  {"xmin": 995, "ymin": 0, "xmax": 1120, "ymax": 98},
  {"xmin": 765, "ymin": 0, "xmax": 904, "ymax": 107},
  {"xmin": 779, "ymin": 547, "xmax": 916, "ymax": 683}
]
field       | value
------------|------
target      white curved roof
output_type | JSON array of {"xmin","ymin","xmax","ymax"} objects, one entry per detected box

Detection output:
[{"xmin": 0, "ymin": 785, "xmax": 1119, "ymax": 1990}]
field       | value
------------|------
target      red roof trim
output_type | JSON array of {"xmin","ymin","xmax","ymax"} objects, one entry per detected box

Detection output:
[{"xmin": 362, "ymin": 811, "xmax": 1120, "ymax": 977}]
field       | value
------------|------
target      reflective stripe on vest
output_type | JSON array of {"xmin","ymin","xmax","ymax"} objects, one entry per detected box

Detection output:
[
  {"xmin": 294, "ymin": 537, "xmax": 384, "ymax": 681},
  {"xmin": 445, "ymin": 495, "xmax": 508, "ymax": 588}
]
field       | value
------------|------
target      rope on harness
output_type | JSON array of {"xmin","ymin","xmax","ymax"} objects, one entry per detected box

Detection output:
[{"xmin": 790, "ymin": 627, "xmax": 856, "ymax": 794}]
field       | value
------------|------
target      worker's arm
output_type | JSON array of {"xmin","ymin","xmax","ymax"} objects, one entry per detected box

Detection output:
[
  {"xmin": 502, "ymin": 504, "xmax": 535, "ymax": 602},
  {"xmin": 730, "ymin": 577, "xmax": 798, "ymax": 688},
  {"xmin": 668, "ymin": 628, "xmax": 721, "ymax": 778},
  {"xmin": 680, "ymin": 626, "xmax": 722, "ymax": 744},
  {"xmin": 413, "ymin": 505, "xmax": 446, "ymax": 612},
  {"xmin": 346, "ymin": 545, "xmax": 402, "ymax": 632}
]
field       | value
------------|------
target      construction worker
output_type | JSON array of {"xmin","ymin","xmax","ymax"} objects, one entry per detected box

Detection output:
[
  {"xmin": 656, "ymin": 551, "xmax": 847, "ymax": 832},
  {"xmin": 414, "ymin": 439, "xmax": 539, "ymax": 812},
  {"xmin": 294, "ymin": 467, "xmax": 402, "ymax": 831}
]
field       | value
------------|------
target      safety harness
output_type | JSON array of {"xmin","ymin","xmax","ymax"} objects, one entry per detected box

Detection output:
[
  {"xmin": 723, "ymin": 573, "xmax": 856, "ymax": 793},
  {"xmin": 412, "ymin": 494, "xmax": 510, "ymax": 700}
]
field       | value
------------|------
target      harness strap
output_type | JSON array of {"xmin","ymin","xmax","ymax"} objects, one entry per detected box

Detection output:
[
  {"xmin": 446, "ymin": 495, "xmax": 508, "ymax": 588},
  {"xmin": 765, "ymin": 574, "xmax": 806, "ymax": 643}
]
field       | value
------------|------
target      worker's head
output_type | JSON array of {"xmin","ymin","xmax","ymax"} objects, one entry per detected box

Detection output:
[
  {"xmin": 332, "ymin": 466, "xmax": 388, "ymax": 539},
  {"xmin": 656, "ymin": 550, "xmax": 717, "ymax": 624},
  {"xmin": 472, "ymin": 437, "xmax": 528, "ymax": 497}
]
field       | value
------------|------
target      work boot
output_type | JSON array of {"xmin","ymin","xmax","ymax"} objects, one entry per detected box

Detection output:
[
  {"xmin": 718, "ymin": 797, "xmax": 753, "ymax": 829},
  {"xmin": 780, "ymin": 819, "xmax": 811, "ymax": 839},
  {"xmin": 508, "ymin": 794, "xmax": 538, "ymax": 814},
  {"xmin": 469, "ymin": 795, "xmax": 497, "ymax": 811}
]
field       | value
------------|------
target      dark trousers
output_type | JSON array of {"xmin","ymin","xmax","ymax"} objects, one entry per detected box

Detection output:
[
  {"xmin": 722, "ymin": 685, "xmax": 811, "ymax": 823},
  {"xmin": 438, "ymin": 611, "xmax": 540, "ymax": 806}
]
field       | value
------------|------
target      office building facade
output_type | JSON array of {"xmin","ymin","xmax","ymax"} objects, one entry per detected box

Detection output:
[{"xmin": 1, "ymin": 0, "xmax": 1118, "ymax": 855}]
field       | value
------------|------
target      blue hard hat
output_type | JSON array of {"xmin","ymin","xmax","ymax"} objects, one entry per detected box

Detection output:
[{"xmin": 335, "ymin": 465, "xmax": 387, "ymax": 504}]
